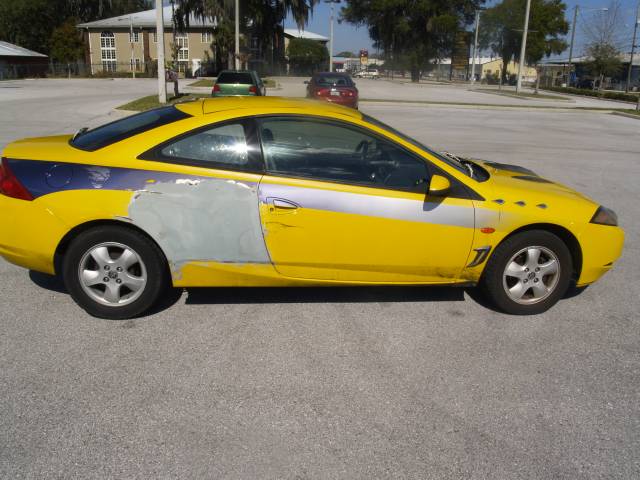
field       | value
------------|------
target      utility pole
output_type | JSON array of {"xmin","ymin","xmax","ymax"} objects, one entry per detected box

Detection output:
[
  {"xmin": 566, "ymin": 5, "xmax": 579, "ymax": 87},
  {"xmin": 234, "ymin": 0, "xmax": 240, "ymax": 70},
  {"xmin": 470, "ymin": 9, "xmax": 481, "ymax": 84},
  {"xmin": 130, "ymin": 15, "xmax": 136, "ymax": 79},
  {"xmin": 626, "ymin": 1, "xmax": 639, "ymax": 93},
  {"xmin": 156, "ymin": 0, "xmax": 166, "ymax": 103},
  {"xmin": 326, "ymin": 0, "xmax": 340, "ymax": 72},
  {"xmin": 329, "ymin": 2, "xmax": 335, "ymax": 72},
  {"xmin": 516, "ymin": 0, "xmax": 532, "ymax": 93}
]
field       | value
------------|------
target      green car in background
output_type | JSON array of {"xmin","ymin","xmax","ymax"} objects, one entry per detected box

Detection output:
[{"xmin": 212, "ymin": 70, "xmax": 266, "ymax": 97}]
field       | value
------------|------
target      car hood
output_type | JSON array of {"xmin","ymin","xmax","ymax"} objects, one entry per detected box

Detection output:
[{"xmin": 470, "ymin": 159, "xmax": 598, "ymax": 213}]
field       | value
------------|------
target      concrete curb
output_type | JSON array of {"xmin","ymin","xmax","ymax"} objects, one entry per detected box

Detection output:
[
  {"xmin": 358, "ymin": 99, "xmax": 615, "ymax": 113},
  {"xmin": 611, "ymin": 111, "xmax": 640, "ymax": 120}
]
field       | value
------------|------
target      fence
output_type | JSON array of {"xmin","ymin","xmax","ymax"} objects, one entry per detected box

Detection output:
[{"xmin": 0, "ymin": 58, "xmax": 291, "ymax": 80}]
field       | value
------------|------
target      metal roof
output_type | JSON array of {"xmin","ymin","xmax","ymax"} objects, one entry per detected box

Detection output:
[
  {"xmin": 77, "ymin": 6, "xmax": 216, "ymax": 29},
  {"xmin": 0, "ymin": 41, "xmax": 47, "ymax": 58},
  {"xmin": 543, "ymin": 54, "xmax": 640, "ymax": 66},
  {"xmin": 284, "ymin": 28, "xmax": 328, "ymax": 42}
]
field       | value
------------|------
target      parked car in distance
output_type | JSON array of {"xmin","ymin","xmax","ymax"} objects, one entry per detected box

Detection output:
[
  {"xmin": 354, "ymin": 68, "xmax": 380, "ymax": 79},
  {"xmin": 575, "ymin": 78, "xmax": 596, "ymax": 90},
  {"xmin": 212, "ymin": 70, "xmax": 266, "ymax": 97},
  {"xmin": 0, "ymin": 97, "xmax": 623, "ymax": 319},
  {"xmin": 305, "ymin": 72, "xmax": 358, "ymax": 109}
]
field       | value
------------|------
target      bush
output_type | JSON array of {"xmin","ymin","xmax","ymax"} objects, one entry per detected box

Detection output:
[
  {"xmin": 287, "ymin": 38, "xmax": 329, "ymax": 75},
  {"xmin": 541, "ymin": 86, "xmax": 639, "ymax": 103}
]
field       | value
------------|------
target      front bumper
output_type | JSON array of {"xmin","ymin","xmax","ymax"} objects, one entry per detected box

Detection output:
[{"xmin": 576, "ymin": 223, "xmax": 624, "ymax": 286}]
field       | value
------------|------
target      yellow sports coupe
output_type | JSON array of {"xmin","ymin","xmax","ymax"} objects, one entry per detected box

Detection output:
[{"xmin": 0, "ymin": 97, "xmax": 623, "ymax": 319}]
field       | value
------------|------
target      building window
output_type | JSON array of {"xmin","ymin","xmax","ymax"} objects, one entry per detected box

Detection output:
[
  {"xmin": 201, "ymin": 31, "xmax": 212, "ymax": 43},
  {"xmin": 176, "ymin": 34, "xmax": 189, "ymax": 72},
  {"xmin": 129, "ymin": 31, "xmax": 139, "ymax": 43},
  {"xmin": 130, "ymin": 58, "xmax": 142, "ymax": 72},
  {"xmin": 152, "ymin": 31, "xmax": 157, "ymax": 42},
  {"xmin": 100, "ymin": 31, "xmax": 117, "ymax": 72}
]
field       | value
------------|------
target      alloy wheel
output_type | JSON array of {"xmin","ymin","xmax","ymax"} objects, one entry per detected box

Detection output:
[
  {"xmin": 502, "ymin": 246, "xmax": 561, "ymax": 305},
  {"xmin": 78, "ymin": 242, "xmax": 147, "ymax": 307}
]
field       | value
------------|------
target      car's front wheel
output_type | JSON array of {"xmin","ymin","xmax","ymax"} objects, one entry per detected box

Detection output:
[
  {"xmin": 480, "ymin": 230, "xmax": 573, "ymax": 315},
  {"xmin": 63, "ymin": 226, "xmax": 169, "ymax": 319}
]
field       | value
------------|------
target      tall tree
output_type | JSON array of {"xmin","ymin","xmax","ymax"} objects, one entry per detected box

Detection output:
[
  {"xmin": 479, "ymin": 0, "xmax": 569, "ymax": 83},
  {"xmin": 581, "ymin": 1, "xmax": 623, "ymax": 89},
  {"xmin": 287, "ymin": 38, "xmax": 328, "ymax": 74},
  {"xmin": 341, "ymin": 0, "xmax": 482, "ymax": 82},
  {"xmin": 0, "ymin": 0, "xmax": 150, "ymax": 56},
  {"xmin": 50, "ymin": 19, "xmax": 85, "ymax": 63},
  {"xmin": 173, "ymin": 0, "xmax": 316, "ymax": 70},
  {"xmin": 585, "ymin": 42, "xmax": 622, "ymax": 88}
]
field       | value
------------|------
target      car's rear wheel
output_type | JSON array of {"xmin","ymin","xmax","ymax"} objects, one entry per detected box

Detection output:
[
  {"xmin": 480, "ymin": 230, "xmax": 572, "ymax": 315},
  {"xmin": 63, "ymin": 226, "xmax": 169, "ymax": 319}
]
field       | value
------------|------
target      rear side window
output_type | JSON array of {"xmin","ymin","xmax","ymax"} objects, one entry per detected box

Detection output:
[
  {"xmin": 217, "ymin": 72, "xmax": 254, "ymax": 84},
  {"xmin": 71, "ymin": 106, "xmax": 190, "ymax": 151},
  {"xmin": 161, "ymin": 123, "xmax": 249, "ymax": 167},
  {"xmin": 140, "ymin": 119, "xmax": 264, "ymax": 173}
]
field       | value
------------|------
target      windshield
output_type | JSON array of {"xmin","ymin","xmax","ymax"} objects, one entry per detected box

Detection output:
[
  {"xmin": 315, "ymin": 75, "xmax": 353, "ymax": 87},
  {"xmin": 361, "ymin": 114, "xmax": 471, "ymax": 177},
  {"xmin": 71, "ymin": 106, "xmax": 190, "ymax": 151},
  {"xmin": 217, "ymin": 72, "xmax": 254, "ymax": 84}
]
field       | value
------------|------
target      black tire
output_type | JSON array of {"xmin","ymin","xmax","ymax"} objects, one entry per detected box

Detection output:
[
  {"xmin": 63, "ymin": 226, "xmax": 169, "ymax": 320},
  {"xmin": 480, "ymin": 230, "xmax": 573, "ymax": 315}
]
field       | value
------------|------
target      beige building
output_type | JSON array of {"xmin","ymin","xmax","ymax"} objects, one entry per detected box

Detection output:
[
  {"xmin": 77, "ymin": 6, "xmax": 216, "ymax": 74},
  {"xmin": 473, "ymin": 57, "xmax": 538, "ymax": 83},
  {"xmin": 78, "ymin": 9, "xmax": 330, "ymax": 76}
]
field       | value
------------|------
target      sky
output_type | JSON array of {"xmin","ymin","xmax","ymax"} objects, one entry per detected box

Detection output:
[{"xmin": 284, "ymin": 0, "xmax": 640, "ymax": 59}]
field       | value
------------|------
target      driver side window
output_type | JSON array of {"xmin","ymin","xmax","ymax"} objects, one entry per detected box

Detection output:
[{"xmin": 258, "ymin": 117, "xmax": 429, "ymax": 192}]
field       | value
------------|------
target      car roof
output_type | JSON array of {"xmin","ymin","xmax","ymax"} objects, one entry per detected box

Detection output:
[
  {"xmin": 217, "ymin": 70, "xmax": 256, "ymax": 75},
  {"xmin": 313, "ymin": 72, "xmax": 349, "ymax": 77},
  {"xmin": 175, "ymin": 96, "xmax": 363, "ymax": 119}
]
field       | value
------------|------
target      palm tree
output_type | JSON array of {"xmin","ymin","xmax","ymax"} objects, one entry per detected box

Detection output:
[{"xmin": 174, "ymin": 0, "xmax": 317, "ymax": 72}]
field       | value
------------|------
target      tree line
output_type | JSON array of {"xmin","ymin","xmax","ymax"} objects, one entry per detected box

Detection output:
[
  {"xmin": 0, "ymin": 0, "xmax": 625, "ymax": 84},
  {"xmin": 0, "ymin": 0, "xmax": 150, "ymax": 62}
]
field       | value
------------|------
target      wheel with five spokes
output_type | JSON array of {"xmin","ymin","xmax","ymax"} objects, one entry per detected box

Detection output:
[
  {"xmin": 63, "ymin": 226, "xmax": 169, "ymax": 319},
  {"xmin": 481, "ymin": 230, "xmax": 573, "ymax": 315}
]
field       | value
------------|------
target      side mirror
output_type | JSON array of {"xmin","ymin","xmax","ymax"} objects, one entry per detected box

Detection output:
[
  {"xmin": 304, "ymin": 80, "xmax": 309, "ymax": 84},
  {"xmin": 429, "ymin": 175, "xmax": 451, "ymax": 196}
]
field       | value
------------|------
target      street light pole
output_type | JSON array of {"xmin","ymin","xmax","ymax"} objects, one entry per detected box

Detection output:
[
  {"xmin": 326, "ymin": 0, "xmax": 340, "ymax": 72},
  {"xmin": 235, "ymin": 0, "xmax": 240, "ymax": 70},
  {"xmin": 470, "ymin": 9, "xmax": 481, "ymax": 84},
  {"xmin": 130, "ymin": 15, "xmax": 136, "ymax": 79},
  {"xmin": 625, "ymin": 0, "xmax": 639, "ymax": 92},
  {"xmin": 329, "ymin": 2, "xmax": 335, "ymax": 72},
  {"xmin": 156, "ymin": 0, "xmax": 166, "ymax": 103},
  {"xmin": 516, "ymin": 0, "xmax": 531, "ymax": 93},
  {"xmin": 566, "ymin": 5, "xmax": 579, "ymax": 87}
]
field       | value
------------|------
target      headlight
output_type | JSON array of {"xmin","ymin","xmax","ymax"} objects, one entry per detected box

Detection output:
[{"xmin": 590, "ymin": 206, "xmax": 618, "ymax": 226}]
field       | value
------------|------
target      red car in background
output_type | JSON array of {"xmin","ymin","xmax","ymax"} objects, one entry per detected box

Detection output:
[{"xmin": 305, "ymin": 72, "xmax": 359, "ymax": 109}]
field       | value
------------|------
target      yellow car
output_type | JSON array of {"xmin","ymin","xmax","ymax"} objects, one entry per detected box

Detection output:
[{"xmin": 0, "ymin": 97, "xmax": 623, "ymax": 319}]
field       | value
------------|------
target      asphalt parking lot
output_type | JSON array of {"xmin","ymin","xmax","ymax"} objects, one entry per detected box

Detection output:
[{"xmin": 1, "ymin": 79, "xmax": 639, "ymax": 479}]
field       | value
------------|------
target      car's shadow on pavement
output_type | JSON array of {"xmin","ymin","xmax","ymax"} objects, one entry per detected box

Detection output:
[
  {"xmin": 29, "ymin": 270, "xmax": 67, "ymax": 293},
  {"xmin": 184, "ymin": 285, "xmax": 466, "ymax": 305},
  {"xmin": 28, "ymin": 270, "xmax": 589, "ymax": 315}
]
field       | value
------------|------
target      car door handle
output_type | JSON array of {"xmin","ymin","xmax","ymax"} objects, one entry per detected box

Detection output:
[{"xmin": 268, "ymin": 197, "xmax": 300, "ymax": 213}]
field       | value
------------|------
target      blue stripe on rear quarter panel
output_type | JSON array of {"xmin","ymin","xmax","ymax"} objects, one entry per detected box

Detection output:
[{"xmin": 6, "ymin": 159, "xmax": 203, "ymax": 199}]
